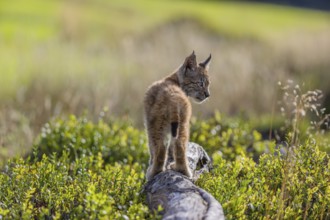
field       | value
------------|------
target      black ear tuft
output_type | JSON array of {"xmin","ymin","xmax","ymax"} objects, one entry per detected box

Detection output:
[{"xmin": 199, "ymin": 54, "xmax": 212, "ymax": 68}]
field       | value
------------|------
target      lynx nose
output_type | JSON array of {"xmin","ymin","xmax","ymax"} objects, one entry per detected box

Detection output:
[{"xmin": 205, "ymin": 91, "xmax": 210, "ymax": 98}]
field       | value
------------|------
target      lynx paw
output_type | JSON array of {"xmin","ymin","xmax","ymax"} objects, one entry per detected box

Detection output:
[
  {"xmin": 146, "ymin": 165, "xmax": 164, "ymax": 181},
  {"xmin": 169, "ymin": 163, "xmax": 193, "ymax": 179}
]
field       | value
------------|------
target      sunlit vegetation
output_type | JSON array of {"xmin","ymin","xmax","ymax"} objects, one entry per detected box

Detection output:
[{"xmin": 0, "ymin": 1, "xmax": 330, "ymax": 218}]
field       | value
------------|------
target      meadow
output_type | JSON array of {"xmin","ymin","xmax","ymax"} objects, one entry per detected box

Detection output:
[{"xmin": 0, "ymin": 0, "xmax": 330, "ymax": 218}]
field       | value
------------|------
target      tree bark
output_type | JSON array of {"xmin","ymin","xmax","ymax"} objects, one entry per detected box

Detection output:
[{"xmin": 144, "ymin": 142, "xmax": 225, "ymax": 220}]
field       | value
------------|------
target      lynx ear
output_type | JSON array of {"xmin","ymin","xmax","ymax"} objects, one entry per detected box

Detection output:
[
  {"xmin": 199, "ymin": 54, "xmax": 212, "ymax": 71},
  {"xmin": 183, "ymin": 51, "xmax": 197, "ymax": 70}
]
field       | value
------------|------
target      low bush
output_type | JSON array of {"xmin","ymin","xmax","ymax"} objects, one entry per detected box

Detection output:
[
  {"xmin": 0, "ymin": 153, "xmax": 156, "ymax": 219},
  {"xmin": 0, "ymin": 114, "xmax": 329, "ymax": 219},
  {"xmin": 191, "ymin": 112, "xmax": 268, "ymax": 161},
  {"xmin": 197, "ymin": 140, "xmax": 330, "ymax": 219},
  {"xmin": 33, "ymin": 112, "xmax": 269, "ymax": 166},
  {"xmin": 33, "ymin": 115, "xmax": 149, "ymax": 165}
]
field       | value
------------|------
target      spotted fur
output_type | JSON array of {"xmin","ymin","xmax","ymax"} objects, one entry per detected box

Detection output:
[{"xmin": 144, "ymin": 52, "xmax": 211, "ymax": 180}]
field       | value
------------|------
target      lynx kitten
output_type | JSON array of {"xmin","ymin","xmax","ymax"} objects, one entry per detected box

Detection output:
[{"xmin": 144, "ymin": 51, "xmax": 211, "ymax": 180}]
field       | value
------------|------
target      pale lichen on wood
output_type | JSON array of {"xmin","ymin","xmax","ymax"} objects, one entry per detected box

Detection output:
[{"xmin": 144, "ymin": 142, "xmax": 225, "ymax": 220}]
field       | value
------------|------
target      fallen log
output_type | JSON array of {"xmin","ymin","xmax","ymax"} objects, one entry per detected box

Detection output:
[{"xmin": 144, "ymin": 142, "xmax": 225, "ymax": 220}]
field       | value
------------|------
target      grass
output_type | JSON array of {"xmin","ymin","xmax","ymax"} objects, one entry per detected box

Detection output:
[
  {"xmin": 0, "ymin": 0, "xmax": 329, "ymax": 98},
  {"xmin": 0, "ymin": 0, "xmax": 329, "ymax": 158},
  {"xmin": 1, "ymin": 0, "xmax": 329, "ymax": 42}
]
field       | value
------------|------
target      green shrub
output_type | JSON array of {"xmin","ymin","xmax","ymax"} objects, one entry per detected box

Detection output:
[
  {"xmin": 191, "ymin": 112, "xmax": 267, "ymax": 161},
  {"xmin": 33, "ymin": 115, "xmax": 149, "ymax": 165},
  {"xmin": 35, "ymin": 113, "xmax": 267, "ymax": 165},
  {"xmin": 1, "ymin": 114, "xmax": 329, "ymax": 219},
  {"xmin": 0, "ymin": 153, "xmax": 157, "ymax": 219},
  {"xmin": 197, "ymin": 140, "xmax": 330, "ymax": 219}
]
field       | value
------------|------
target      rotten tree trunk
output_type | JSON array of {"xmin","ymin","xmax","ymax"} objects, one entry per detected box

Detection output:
[{"xmin": 144, "ymin": 142, "xmax": 225, "ymax": 220}]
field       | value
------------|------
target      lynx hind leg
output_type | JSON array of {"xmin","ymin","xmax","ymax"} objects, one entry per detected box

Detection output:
[
  {"xmin": 146, "ymin": 121, "xmax": 168, "ymax": 181},
  {"xmin": 171, "ymin": 137, "xmax": 192, "ymax": 178},
  {"xmin": 146, "ymin": 139, "xmax": 167, "ymax": 180},
  {"xmin": 171, "ymin": 108, "xmax": 192, "ymax": 178}
]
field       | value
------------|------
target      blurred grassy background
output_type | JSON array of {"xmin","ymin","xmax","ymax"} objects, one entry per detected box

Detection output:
[{"xmin": 0, "ymin": 0, "xmax": 330, "ymax": 158}]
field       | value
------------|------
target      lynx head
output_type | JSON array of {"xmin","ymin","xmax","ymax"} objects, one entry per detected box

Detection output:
[{"xmin": 178, "ymin": 51, "xmax": 211, "ymax": 103}]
